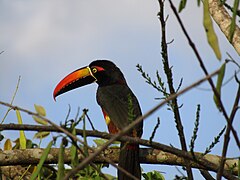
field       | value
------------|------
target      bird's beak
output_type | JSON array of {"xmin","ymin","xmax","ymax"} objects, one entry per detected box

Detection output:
[{"xmin": 53, "ymin": 66, "xmax": 99, "ymax": 100}]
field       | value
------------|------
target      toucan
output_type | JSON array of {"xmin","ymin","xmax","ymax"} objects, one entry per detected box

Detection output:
[{"xmin": 53, "ymin": 60, "xmax": 143, "ymax": 180}]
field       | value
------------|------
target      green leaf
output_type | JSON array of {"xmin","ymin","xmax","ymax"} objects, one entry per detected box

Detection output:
[
  {"xmin": 16, "ymin": 110, "xmax": 27, "ymax": 149},
  {"xmin": 142, "ymin": 170, "xmax": 165, "ymax": 180},
  {"xmin": 26, "ymin": 139, "xmax": 36, "ymax": 148},
  {"xmin": 13, "ymin": 138, "xmax": 20, "ymax": 149},
  {"xmin": 93, "ymin": 138, "xmax": 107, "ymax": 147},
  {"xmin": 4, "ymin": 139, "xmax": 12, "ymax": 150},
  {"xmin": 30, "ymin": 140, "xmax": 53, "ymax": 180},
  {"xmin": 57, "ymin": 140, "xmax": 65, "ymax": 180},
  {"xmin": 70, "ymin": 127, "xmax": 79, "ymax": 168},
  {"xmin": 179, "ymin": 0, "xmax": 187, "ymax": 12},
  {"xmin": 33, "ymin": 131, "xmax": 50, "ymax": 139},
  {"xmin": 202, "ymin": 126, "xmax": 226, "ymax": 156},
  {"xmin": 214, "ymin": 63, "xmax": 226, "ymax": 110},
  {"xmin": 197, "ymin": 0, "xmax": 201, "ymax": 6},
  {"xmin": 229, "ymin": 0, "xmax": 239, "ymax": 42},
  {"xmin": 93, "ymin": 138, "xmax": 120, "ymax": 147},
  {"xmin": 104, "ymin": 174, "xmax": 116, "ymax": 179},
  {"xmin": 34, "ymin": 104, "xmax": 46, "ymax": 116},
  {"xmin": 203, "ymin": 0, "xmax": 222, "ymax": 60},
  {"xmin": 32, "ymin": 116, "xmax": 48, "ymax": 125}
]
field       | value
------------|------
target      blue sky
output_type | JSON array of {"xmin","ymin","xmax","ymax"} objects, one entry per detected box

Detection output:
[{"xmin": 0, "ymin": 1, "xmax": 239, "ymax": 179}]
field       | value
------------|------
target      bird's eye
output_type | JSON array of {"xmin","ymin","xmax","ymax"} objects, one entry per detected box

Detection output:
[{"xmin": 92, "ymin": 68, "xmax": 97, "ymax": 73}]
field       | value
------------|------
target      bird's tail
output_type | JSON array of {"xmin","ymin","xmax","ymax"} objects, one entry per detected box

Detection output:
[{"xmin": 118, "ymin": 142, "xmax": 141, "ymax": 180}]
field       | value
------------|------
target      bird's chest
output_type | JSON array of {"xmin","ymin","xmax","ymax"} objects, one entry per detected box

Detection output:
[
  {"xmin": 96, "ymin": 85, "xmax": 134, "ymax": 129},
  {"xmin": 96, "ymin": 85, "xmax": 130, "ymax": 107}
]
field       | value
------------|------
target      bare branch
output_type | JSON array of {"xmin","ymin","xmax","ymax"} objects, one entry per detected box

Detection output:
[
  {"xmin": 158, "ymin": 0, "xmax": 193, "ymax": 178},
  {"xmin": 217, "ymin": 83, "xmax": 240, "ymax": 179},
  {"xmin": 0, "ymin": 148, "xmax": 238, "ymax": 176},
  {"xmin": 168, "ymin": 0, "xmax": 240, "ymax": 148},
  {"xmin": 2, "ymin": 69, "xmax": 235, "ymax": 179},
  {"xmin": 62, "ymin": 70, "xmax": 238, "ymax": 180},
  {"xmin": 1, "ymin": 76, "xmax": 21, "ymax": 124}
]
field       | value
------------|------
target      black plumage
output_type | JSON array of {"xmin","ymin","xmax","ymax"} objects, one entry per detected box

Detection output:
[{"xmin": 54, "ymin": 60, "xmax": 143, "ymax": 180}]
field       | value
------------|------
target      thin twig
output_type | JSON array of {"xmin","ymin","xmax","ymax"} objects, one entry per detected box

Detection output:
[
  {"xmin": 200, "ymin": 169, "xmax": 215, "ymax": 180},
  {"xmin": 190, "ymin": 104, "xmax": 200, "ymax": 159},
  {"xmin": 217, "ymin": 83, "xmax": 240, "ymax": 179},
  {"xmin": 0, "ymin": 147, "xmax": 238, "ymax": 176},
  {"xmin": 168, "ymin": 0, "xmax": 239, "ymax": 149},
  {"xmin": 158, "ymin": 0, "xmax": 193, "ymax": 178},
  {"xmin": 63, "ymin": 70, "xmax": 223, "ymax": 180},
  {"xmin": 0, "ymin": 126, "xmax": 238, "ymax": 177},
  {"xmin": 74, "ymin": 106, "xmax": 80, "ymax": 122},
  {"xmin": 83, "ymin": 109, "xmax": 95, "ymax": 130},
  {"xmin": 1, "ymin": 69, "xmax": 233, "ymax": 179},
  {"xmin": 0, "ymin": 106, "xmax": 138, "ymax": 179},
  {"xmin": 175, "ymin": 166, "xmax": 187, "ymax": 178},
  {"xmin": 149, "ymin": 117, "xmax": 160, "ymax": 143},
  {"xmin": 1, "ymin": 76, "xmax": 21, "ymax": 124},
  {"xmin": 64, "ymin": 104, "xmax": 71, "ymax": 122}
]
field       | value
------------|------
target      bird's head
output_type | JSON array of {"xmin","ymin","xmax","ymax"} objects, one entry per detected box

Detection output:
[{"xmin": 53, "ymin": 60, "xmax": 126, "ymax": 100}]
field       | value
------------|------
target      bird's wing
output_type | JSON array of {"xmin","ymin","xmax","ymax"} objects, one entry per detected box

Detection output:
[{"xmin": 97, "ymin": 84, "xmax": 142, "ymax": 136}]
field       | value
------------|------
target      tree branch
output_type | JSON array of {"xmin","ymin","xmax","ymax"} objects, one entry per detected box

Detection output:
[
  {"xmin": 2, "ymin": 69, "xmax": 237, "ymax": 179},
  {"xmin": 217, "ymin": 83, "xmax": 240, "ymax": 179},
  {"xmin": 1, "ymin": 121, "xmax": 238, "ymax": 179},
  {"xmin": 158, "ymin": 0, "xmax": 193, "ymax": 178},
  {"xmin": 0, "ymin": 148, "xmax": 238, "ymax": 175},
  {"xmin": 0, "ymin": 105, "xmax": 133, "ymax": 179},
  {"xmin": 208, "ymin": 0, "xmax": 240, "ymax": 55},
  {"xmin": 168, "ymin": 0, "xmax": 240, "ymax": 149}
]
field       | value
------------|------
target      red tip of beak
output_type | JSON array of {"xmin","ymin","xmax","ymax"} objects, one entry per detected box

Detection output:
[{"xmin": 53, "ymin": 93, "xmax": 57, "ymax": 101}]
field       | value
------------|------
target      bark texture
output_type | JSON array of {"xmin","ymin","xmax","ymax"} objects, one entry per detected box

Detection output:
[{"xmin": 208, "ymin": 0, "xmax": 240, "ymax": 54}]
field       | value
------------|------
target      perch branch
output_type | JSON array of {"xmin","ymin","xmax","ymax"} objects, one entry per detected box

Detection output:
[{"xmin": 0, "ymin": 148, "xmax": 238, "ymax": 176}]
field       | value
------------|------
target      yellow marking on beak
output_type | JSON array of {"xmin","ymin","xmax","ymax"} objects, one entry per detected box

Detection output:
[{"xmin": 87, "ymin": 67, "xmax": 97, "ymax": 82}]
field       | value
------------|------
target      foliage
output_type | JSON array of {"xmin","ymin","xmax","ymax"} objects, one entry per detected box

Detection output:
[
  {"xmin": 213, "ymin": 63, "xmax": 226, "ymax": 111},
  {"xmin": 30, "ymin": 141, "xmax": 54, "ymax": 180},
  {"xmin": 202, "ymin": 126, "xmax": 226, "ymax": 156},
  {"xmin": 189, "ymin": 105, "xmax": 200, "ymax": 158},
  {"xmin": 142, "ymin": 170, "xmax": 165, "ymax": 180},
  {"xmin": 203, "ymin": 0, "xmax": 222, "ymax": 60}
]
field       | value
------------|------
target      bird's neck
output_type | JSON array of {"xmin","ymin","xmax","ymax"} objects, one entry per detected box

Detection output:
[{"xmin": 98, "ymin": 78, "xmax": 127, "ymax": 87}]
